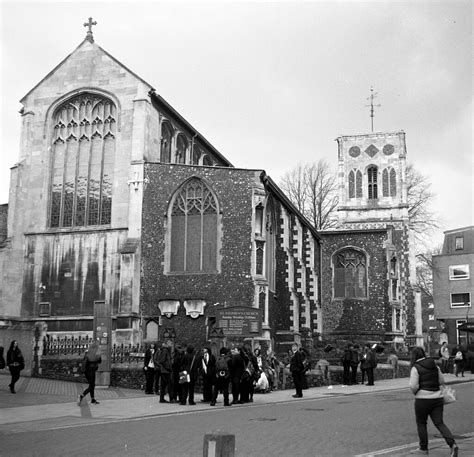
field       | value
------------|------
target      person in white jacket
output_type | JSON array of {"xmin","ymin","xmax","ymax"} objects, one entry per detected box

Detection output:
[{"xmin": 409, "ymin": 346, "xmax": 458, "ymax": 456}]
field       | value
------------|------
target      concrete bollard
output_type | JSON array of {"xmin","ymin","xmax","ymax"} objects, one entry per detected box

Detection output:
[{"xmin": 203, "ymin": 431, "xmax": 235, "ymax": 457}]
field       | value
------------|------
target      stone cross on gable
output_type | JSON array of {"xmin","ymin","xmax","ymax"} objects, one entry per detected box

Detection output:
[{"xmin": 83, "ymin": 17, "xmax": 97, "ymax": 43}]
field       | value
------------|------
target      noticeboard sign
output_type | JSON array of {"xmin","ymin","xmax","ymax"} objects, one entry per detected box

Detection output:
[{"xmin": 216, "ymin": 306, "xmax": 262, "ymax": 337}]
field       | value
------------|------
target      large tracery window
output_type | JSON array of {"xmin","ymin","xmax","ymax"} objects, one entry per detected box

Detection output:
[
  {"xmin": 333, "ymin": 248, "xmax": 367, "ymax": 298},
  {"xmin": 49, "ymin": 93, "xmax": 116, "ymax": 228},
  {"xmin": 169, "ymin": 178, "xmax": 219, "ymax": 273}
]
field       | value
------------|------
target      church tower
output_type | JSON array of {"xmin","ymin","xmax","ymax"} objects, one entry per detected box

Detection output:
[{"xmin": 336, "ymin": 130, "xmax": 409, "ymax": 229}]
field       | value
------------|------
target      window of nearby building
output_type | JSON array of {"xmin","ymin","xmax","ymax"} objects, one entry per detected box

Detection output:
[
  {"xmin": 456, "ymin": 319, "xmax": 467, "ymax": 345},
  {"xmin": 255, "ymin": 204, "xmax": 264, "ymax": 235},
  {"xmin": 160, "ymin": 121, "xmax": 173, "ymax": 163},
  {"xmin": 256, "ymin": 241, "xmax": 264, "ymax": 275},
  {"xmin": 393, "ymin": 307, "xmax": 401, "ymax": 331},
  {"xmin": 259, "ymin": 288, "xmax": 266, "ymax": 323},
  {"xmin": 455, "ymin": 236, "xmax": 464, "ymax": 250},
  {"xmin": 333, "ymin": 248, "xmax": 367, "ymax": 298},
  {"xmin": 169, "ymin": 178, "xmax": 219, "ymax": 273},
  {"xmin": 449, "ymin": 265, "xmax": 470, "ymax": 280},
  {"xmin": 49, "ymin": 93, "xmax": 116, "ymax": 228},
  {"xmin": 450, "ymin": 293, "xmax": 471, "ymax": 308},
  {"xmin": 367, "ymin": 166, "xmax": 378, "ymax": 199}
]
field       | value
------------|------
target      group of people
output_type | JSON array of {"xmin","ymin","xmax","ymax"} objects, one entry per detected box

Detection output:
[
  {"xmin": 142, "ymin": 341, "xmax": 282, "ymax": 407},
  {"xmin": 438, "ymin": 341, "xmax": 467, "ymax": 377},
  {"xmin": 340, "ymin": 342, "xmax": 378, "ymax": 386}
]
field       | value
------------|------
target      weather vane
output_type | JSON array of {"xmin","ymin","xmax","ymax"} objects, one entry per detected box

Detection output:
[
  {"xmin": 365, "ymin": 87, "xmax": 381, "ymax": 132},
  {"xmin": 83, "ymin": 17, "xmax": 97, "ymax": 43}
]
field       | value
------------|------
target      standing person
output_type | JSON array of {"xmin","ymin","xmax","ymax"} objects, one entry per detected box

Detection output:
[
  {"xmin": 409, "ymin": 346, "xmax": 458, "ymax": 456},
  {"xmin": 387, "ymin": 348, "xmax": 399, "ymax": 379},
  {"xmin": 78, "ymin": 340, "xmax": 102, "ymax": 405},
  {"xmin": 7, "ymin": 340, "xmax": 24, "ymax": 394},
  {"xmin": 230, "ymin": 346, "xmax": 245, "ymax": 404},
  {"xmin": 439, "ymin": 342, "xmax": 450, "ymax": 374},
  {"xmin": 452, "ymin": 344, "xmax": 466, "ymax": 377},
  {"xmin": 290, "ymin": 343, "xmax": 304, "ymax": 398},
  {"xmin": 361, "ymin": 343, "xmax": 377, "ymax": 386},
  {"xmin": 211, "ymin": 347, "xmax": 232, "ymax": 406},
  {"xmin": 170, "ymin": 344, "xmax": 185, "ymax": 403},
  {"xmin": 143, "ymin": 342, "xmax": 157, "ymax": 394},
  {"xmin": 341, "ymin": 343, "xmax": 353, "ymax": 385},
  {"xmin": 350, "ymin": 344, "xmax": 360, "ymax": 385},
  {"xmin": 157, "ymin": 340, "xmax": 172, "ymax": 403},
  {"xmin": 179, "ymin": 345, "xmax": 198, "ymax": 405},
  {"xmin": 200, "ymin": 347, "xmax": 216, "ymax": 402}
]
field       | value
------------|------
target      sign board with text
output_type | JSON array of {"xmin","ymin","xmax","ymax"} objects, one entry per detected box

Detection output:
[{"xmin": 216, "ymin": 307, "xmax": 262, "ymax": 337}]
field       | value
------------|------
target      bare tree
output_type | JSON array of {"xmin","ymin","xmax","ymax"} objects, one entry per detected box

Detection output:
[
  {"xmin": 406, "ymin": 163, "xmax": 439, "ymax": 241},
  {"xmin": 415, "ymin": 245, "xmax": 443, "ymax": 300},
  {"xmin": 279, "ymin": 160, "xmax": 339, "ymax": 230}
]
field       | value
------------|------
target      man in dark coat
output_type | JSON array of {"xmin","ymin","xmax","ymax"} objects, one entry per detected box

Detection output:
[
  {"xmin": 157, "ymin": 340, "xmax": 172, "ymax": 403},
  {"xmin": 199, "ymin": 347, "xmax": 216, "ymax": 402},
  {"xmin": 229, "ymin": 346, "xmax": 245, "ymax": 404},
  {"xmin": 179, "ymin": 345, "xmax": 199, "ymax": 405},
  {"xmin": 290, "ymin": 343, "xmax": 305, "ymax": 398},
  {"xmin": 211, "ymin": 347, "xmax": 232, "ymax": 406},
  {"xmin": 143, "ymin": 343, "xmax": 158, "ymax": 394},
  {"xmin": 360, "ymin": 343, "xmax": 377, "ymax": 386}
]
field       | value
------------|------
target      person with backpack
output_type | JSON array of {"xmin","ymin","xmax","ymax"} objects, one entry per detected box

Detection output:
[
  {"xmin": 211, "ymin": 347, "xmax": 231, "ymax": 406},
  {"xmin": 341, "ymin": 343, "xmax": 353, "ymax": 385}
]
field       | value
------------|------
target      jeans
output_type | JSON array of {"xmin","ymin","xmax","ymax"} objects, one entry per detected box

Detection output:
[
  {"xmin": 82, "ymin": 369, "xmax": 97, "ymax": 400},
  {"xmin": 414, "ymin": 398, "xmax": 455, "ymax": 450}
]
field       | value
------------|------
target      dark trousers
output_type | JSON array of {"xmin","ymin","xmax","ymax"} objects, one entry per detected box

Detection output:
[
  {"xmin": 239, "ymin": 376, "xmax": 251, "ymax": 402},
  {"xmin": 170, "ymin": 371, "xmax": 180, "ymax": 401},
  {"xmin": 160, "ymin": 373, "xmax": 171, "ymax": 401},
  {"xmin": 366, "ymin": 368, "xmax": 374, "ymax": 385},
  {"xmin": 82, "ymin": 369, "xmax": 97, "ymax": 400},
  {"xmin": 361, "ymin": 368, "xmax": 367, "ymax": 383},
  {"xmin": 212, "ymin": 378, "xmax": 230, "ymax": 405},
  {"xmin": 414, "ymin": 398, "xmax": 455, "ymax": 450},
  {"xmin": 350, "ymin": 365, "xmax": 358, "ymax": 384},
  {"xmin": 180, "ymin": 379, "xmax": 196, "ymax": 404},
  {"xmin": 9, "ymin": 367, "xmax": 21, "ymax": 389},
  {"xmin": 144, "ymin": 368, "xmax": 156, "ymax": 393},
  {"xmin": 231, "ymin": 377, "xmax": 241, "ymax": 403},
  {"xmin": 202, "ymin": 375, "xmax": 213, "ymax": 401},
  {"xmin": 342, "ymin": 363, "xmax": 351, "ymax": 385},
  {"xmin": 292, "ymin": 370, "xmax": 303, "ymax": 396},
  {"xmin": 154, "ymin": 369, "xmax": 161, "ymax": 393}
]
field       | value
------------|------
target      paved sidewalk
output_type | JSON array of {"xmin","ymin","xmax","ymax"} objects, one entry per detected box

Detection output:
[{"xmin": 1, "ymin": 371, "xmax": 473, "ymax": 455}]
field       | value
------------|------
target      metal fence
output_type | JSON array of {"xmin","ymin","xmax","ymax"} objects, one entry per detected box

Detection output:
[{"xmin": 42, "ymin": 335, "xmax": 145, "ymax": 365}]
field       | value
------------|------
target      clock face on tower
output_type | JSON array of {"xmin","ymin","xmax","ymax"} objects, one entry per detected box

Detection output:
[
  {"xmin": 349, "ymin": 146, "xmax": 361, "ymax": 157},
  {"xmin": 383, "ymin": 144, "xmax": 395, "ymax": 155}
]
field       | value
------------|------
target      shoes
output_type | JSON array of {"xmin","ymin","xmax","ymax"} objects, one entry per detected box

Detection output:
[
  {"xmin": 77, "ymin": 395, "xmax": 84, "ymax": 406},
  {"xmin": 9, "ymin": 384, "xmax": 15, "ymax": 394},
  {"xmin": 179, "ymin": 402, "xmax": 186, "ymax": 405},
  {"xmin": 292, "ymin": 394, "xmax": 303, "ymax": 398},
  {"xmin": 188, "ymin": 401, "xmax": 196, "ymax": 405},
  {"xmin": 210, "ymin": 401, "xmax": 216, "ymax": 406},
  {"xmin": 409, "ymin": 449, "xmax": 429, "ymax": 455},
  {"xmin": 145, "ymin": 391, "xmax": 153, "ymax": 395},
  {"xmin": 450, "ymin": 444, "xmax": 458, "ymax": 457},
  {"xmin": 200, "ymin": 399, "xmax": 210, "ymax": 403},
  {"xmin": 224, "ymin": 403, "xmax": 231, "ymax": 407},
  {"xmin": 91, "ymin": 399, "xmax": 100, "ymax": 405},
  {"xmin": 159, "ymin": 399, "xmax": 168, "ymax": 403}
]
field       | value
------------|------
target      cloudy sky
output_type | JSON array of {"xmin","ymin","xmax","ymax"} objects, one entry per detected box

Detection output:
[{"xmin": 0, "ymin": 0, "xmax": 472, "ymax": 247}]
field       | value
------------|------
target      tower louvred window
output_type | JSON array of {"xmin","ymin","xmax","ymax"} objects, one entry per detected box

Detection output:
[{"xmin": 49, "ymin": 93, "xmax": 116, "ymax": 228}]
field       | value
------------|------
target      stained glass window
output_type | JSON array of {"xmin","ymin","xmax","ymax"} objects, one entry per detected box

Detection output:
[
  {"xmin": 333, "ymin": 248, "xmax": 367, "ymax": 298},
  {"xmin": 49, "ymin": 93, "xmax": 115, "ymax": 228},
  {"xmin": 169, "ymin": 178, "xmax": 219, "ymax": 273}
]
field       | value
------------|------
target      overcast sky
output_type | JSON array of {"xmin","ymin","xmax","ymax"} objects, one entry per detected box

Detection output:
[{"xmin": 0, "ymin": 0, "xmax": 472, "ymax": 247}]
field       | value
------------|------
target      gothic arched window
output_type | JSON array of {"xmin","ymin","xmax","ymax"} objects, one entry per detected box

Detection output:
[
  {"xmin": 333, "ymin": 248, "xmax": 367, "ymax": 298},
  {"xmin": 192, "ymin": 146, "xmax": 201, "ymax": 165},
  {"xmin": 348, "ymin": 170, "xmax": 355, "ymax": 198},
  {"xmin": 382, "ymin": 167, "xmax": 397, "ymax": 197},
  {"xmin": 49, "ymin": 93, "xmax": 116, "ymax": 228},
  {"xmin": 176, "ymin": 133, "xmax": 188, "ymax": 164},
  {"xmin": 356, "ymin": 170, "xmax": 362, "ymax": 197},
  {"xmin": 367, "ymin": 166, "xmax": 378, "ymax": 200},
  {"xmin": 169, "ymin": 178, "xmax": 219, "ymax": 273},
  {"xmin": 160, "ymin": 122, "xmax": 173, "ymax": 163},
  {"xmin": 390, "ymin": 168, "xmax": 397, "ymax": 196},
  {"xmin": 202, "ymin": 155, "xmax": 213, "ymax": 166}
]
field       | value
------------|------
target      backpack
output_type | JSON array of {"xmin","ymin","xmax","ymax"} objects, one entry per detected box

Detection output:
[{"xmin": 215, "ymin": 355, "xmax": 229, "ymax": 379}]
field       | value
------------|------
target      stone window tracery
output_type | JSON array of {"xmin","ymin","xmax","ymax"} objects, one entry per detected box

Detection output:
[
  {"xmin": 176, "ymin": 133, "xmax": 188, "ymax": 164},
  {"xmin": 169, "ymin": 178, "xmax": 219, "ymax": 273},
  {"xmin": 367, "ymin": 166, "xmax": 378, "ymax": 200},
  {"xmin": 333, "ymin": 248, "xmax": 367, "ymax": 298},
  {"xmin": 160, "ymin": 121, "xmax": 173, "ymax": 163},
  {"xmin": 49, "ymin": 93, "xmax": 116, "ymax": 228},
  {"xmin": 382, "ymin": 167, "xmax": 397, "ymax": 197}
]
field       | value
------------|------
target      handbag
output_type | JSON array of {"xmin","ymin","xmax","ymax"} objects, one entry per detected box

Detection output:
[
  {"xmin": 179, "ymin": 371, "xmax": 190, "ymax": 384},
  {"xmin": 441, "ymin": 385, "xmax": 456, "ymax": 405}
]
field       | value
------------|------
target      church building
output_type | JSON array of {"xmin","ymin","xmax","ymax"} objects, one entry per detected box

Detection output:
[{"xmin": 0, "ymin": 23, "xmax": 414, "ymax": 366}]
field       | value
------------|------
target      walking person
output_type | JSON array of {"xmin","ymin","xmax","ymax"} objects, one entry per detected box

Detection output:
[
  {"xmin": 78, "ymin": 340, "xmax": 102, "ymax": 405},
  {"xmin": 290, "ymin": 343, "xmax": 304, "ymax": 398},
  {"xmin": 439, "ymin": 341, "xmax": 450, "ymax": 374},
  {"xmin": 7, "ymin": 340, "xmax": 24, "ymax": 394},
  {"xmin": 179, "ymin": 345, "xmax": 198, "ymax": 405},
  {"xmin": 143, "ymin": 342, "xmax": 158, "ymax": 394},
  {"xmin": 409, "ymin": 346, "xmax": 458, "ymax": 456}
]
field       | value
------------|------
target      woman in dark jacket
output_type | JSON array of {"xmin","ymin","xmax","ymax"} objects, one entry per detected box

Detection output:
[
  {"xmin": 179, "ymin": 345, "xmax": 199, "ymax": 405},
  {"xmin": 409, "ymin": 347, "xmax": 458, "ymax": 456},
  {"xmin": 78, "ymin": 340, "xmax": 102, "ymax": 405},
  {"xmin": 7, "ymin": 340, "xmax": 24, "ymax": 394}
]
